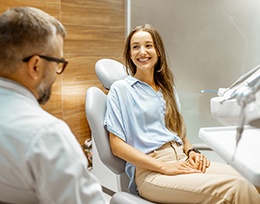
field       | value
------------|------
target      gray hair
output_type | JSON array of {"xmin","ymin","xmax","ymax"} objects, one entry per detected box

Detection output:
[{"xmin": 0, "ymin": 7, "xmax": 66, "ymax": 73}]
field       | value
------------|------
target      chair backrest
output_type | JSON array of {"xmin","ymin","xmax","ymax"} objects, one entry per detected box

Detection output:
[
  {"xmin": 85, "ymin": 87, "xmax": 125, "ymax": 174},
  {"xmin": 85, "ymin": 58, "xmax": 130, "ymax": 192},
  {"xmin": 95, "ymin": 58, "xmax": 127, "ymax": 90}
]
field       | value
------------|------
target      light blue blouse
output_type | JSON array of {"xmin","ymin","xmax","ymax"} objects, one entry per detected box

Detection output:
[{"xmin": 104, "ymin": 75, "xmax": 183, "ymax": 194}]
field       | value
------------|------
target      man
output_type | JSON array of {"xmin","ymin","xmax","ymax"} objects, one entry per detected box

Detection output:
[{"xmin": 0, "ymin": 7, "xmax": 106, "ymax": 204}]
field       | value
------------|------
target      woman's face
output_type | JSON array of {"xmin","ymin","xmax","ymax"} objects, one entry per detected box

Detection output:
[{"xmin": 130, "ymin": 31, "xmax": 158, "ymax": 73}]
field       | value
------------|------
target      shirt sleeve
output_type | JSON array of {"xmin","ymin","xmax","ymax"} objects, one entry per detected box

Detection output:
[
  {"xmin": 104, "ymin": 86, "xmax": 127, "ymax": 142},
  {"xmin": 26, "ymin": 120, "xmax": 107, "ymax": 204}
]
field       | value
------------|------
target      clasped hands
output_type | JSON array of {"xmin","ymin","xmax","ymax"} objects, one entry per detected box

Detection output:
[
  {"xmin": 185, "ymin": 151, "xmax": 210, "ymax": 173},
  {"xmin": 160, "ymin": 152, "xmax": 210, "ymax": 175}
]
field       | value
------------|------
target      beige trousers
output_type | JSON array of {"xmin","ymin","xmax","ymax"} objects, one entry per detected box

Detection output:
[{"xmin": 135, "ymin": 142, "xmax": 260, "ymax": 204}]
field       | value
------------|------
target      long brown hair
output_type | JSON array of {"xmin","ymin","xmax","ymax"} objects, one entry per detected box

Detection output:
[{"xmin": 123, "ymin": 24, "xmax": 186, "ymax": 139}]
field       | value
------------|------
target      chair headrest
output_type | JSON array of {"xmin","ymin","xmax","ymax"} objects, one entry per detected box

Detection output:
[{"xmin": 95, "ymin": 58, "xmax": 128, "ymax": 89}]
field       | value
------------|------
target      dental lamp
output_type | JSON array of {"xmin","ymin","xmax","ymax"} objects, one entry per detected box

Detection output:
[{"xmin": 220, "ymin": 65, "xmax": 260, "ymax": 159}]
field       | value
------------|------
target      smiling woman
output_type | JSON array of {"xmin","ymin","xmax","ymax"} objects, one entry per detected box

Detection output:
[{"xmin": 104, "ymin": 24, "xmax": 260, "ymax": 204}]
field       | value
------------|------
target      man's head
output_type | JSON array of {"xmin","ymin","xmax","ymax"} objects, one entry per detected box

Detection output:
[{"xmin": 0, "ymin": 7, "xmax": 67, "ymax": 104}]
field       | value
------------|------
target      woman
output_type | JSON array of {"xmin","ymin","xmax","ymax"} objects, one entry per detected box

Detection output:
[{"xmin": 104, "ymin": 24, "xmax": 260, "ymax": 203}]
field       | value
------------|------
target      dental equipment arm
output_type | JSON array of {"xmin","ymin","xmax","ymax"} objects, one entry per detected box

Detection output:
[
  {"xmin": 220, "ymin": 65, "xmax": 260, "ymax": 160},
  {"xmin": 221, "ymin": 66, "xmax": 260, "ymax": 105},
  {"xmin": 223, "ymin": 63, "xmax": 260, "ymax": 97}
]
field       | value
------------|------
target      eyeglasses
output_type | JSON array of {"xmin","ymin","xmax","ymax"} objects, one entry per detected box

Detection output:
[{"xmin": 22, "ymin": 55, "xmax": 68, "ymax": 74}]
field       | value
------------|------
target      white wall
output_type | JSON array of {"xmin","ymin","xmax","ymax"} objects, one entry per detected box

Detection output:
[{"xmin": 129, "ymin": 0, "xmax": 260, "ymax": 143}]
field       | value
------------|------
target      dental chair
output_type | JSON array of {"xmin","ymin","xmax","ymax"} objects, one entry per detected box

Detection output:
[{"xmin": 85, "ymin": 58, "xmax": 213, "ymax": 204}]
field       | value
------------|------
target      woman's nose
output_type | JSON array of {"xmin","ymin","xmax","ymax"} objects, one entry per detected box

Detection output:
[{"xmin": 139, "ymin": 46, "xmax": 146, "ymax": 54}]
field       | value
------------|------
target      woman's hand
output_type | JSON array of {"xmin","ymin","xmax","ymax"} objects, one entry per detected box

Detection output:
[
  {"xmin": 159, "ymin": 160, "xmax": 202, "ymax": 175},
  {"xmin": 110, "ymin": 133, "xmax": 209, "ymax": 175},
  {"xmin": 186, "ymin": 152, "xmax": 210, "ymax": 173}
]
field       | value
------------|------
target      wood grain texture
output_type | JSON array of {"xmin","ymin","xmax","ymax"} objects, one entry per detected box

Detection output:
[{"xmin": 0, "ymin": 0, "xmax": 126, "ymax": 146}]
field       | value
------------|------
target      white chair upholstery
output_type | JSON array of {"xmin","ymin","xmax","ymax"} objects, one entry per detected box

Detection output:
[
  {"xmin": 110, "ymin": 191, "xmax": 154, "ymax": 204},
  {"xmin": 85, "ymin": 58, "xmax": 213, "ymax": 204},
  {"xmin": 95, "ymin": 58, "xmax": 127, "ymax": 90},
  {"xmin": 86, "ymin": 87, "xmax": 129, "ymax": 191}
]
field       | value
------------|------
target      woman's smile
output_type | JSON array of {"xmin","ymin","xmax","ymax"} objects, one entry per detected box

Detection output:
[{"xmin": 138, "ymin": 57, "xmax": 151, "ymax": 63}]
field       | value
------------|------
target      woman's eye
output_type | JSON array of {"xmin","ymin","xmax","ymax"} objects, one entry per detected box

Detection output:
[
  {"xmin": 132, "ymin": 45, "xmax": 139, "ymax": 49},
  {"xmin": 146, "ymin": 44, "xmax": 153, "ymax": 48}
]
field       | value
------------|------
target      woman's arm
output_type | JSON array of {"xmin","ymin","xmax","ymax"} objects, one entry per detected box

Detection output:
[
  {"xmin": 182, "ymin": 136, "xmax": 193, "ymax": 156},
  {"xmin": 109, "ymin": 132, "xmax": 201, "ymax": 175}
]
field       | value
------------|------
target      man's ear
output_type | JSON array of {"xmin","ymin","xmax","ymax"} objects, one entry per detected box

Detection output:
[{"xmin": 26, "ymin": 56, "xmax": 41, "ymax": 80}]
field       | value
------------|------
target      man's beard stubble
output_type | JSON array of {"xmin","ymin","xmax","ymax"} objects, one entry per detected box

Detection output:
[
  {"xmin": 37, "ymin": 85, "xmax": 52, "ymax": 105},
  {"xmin": 37, "ymin": 67, "xmax": 55, "ymax": 105}
]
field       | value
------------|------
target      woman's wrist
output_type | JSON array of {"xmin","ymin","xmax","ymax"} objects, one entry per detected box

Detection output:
[{"xmin": 186, "ymin": 147, "xmax": 201, "ymax": 157}]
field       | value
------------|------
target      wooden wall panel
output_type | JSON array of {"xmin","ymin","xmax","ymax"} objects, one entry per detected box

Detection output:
[
  {"xmin": 0, "ymin": 0, "xmax": 126, "ymax": 146},
  {"xmin": 61, "ymin": 0, "xmax": 125, "ymax": 145}
]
